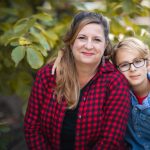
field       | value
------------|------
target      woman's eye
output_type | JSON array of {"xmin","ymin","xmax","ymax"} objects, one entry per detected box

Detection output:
[
  {"xmin": 94, "ymin": 39, "xmax": 101, "ymax": 42},
  {"xmin": 78, "ymin": 36, "xmax": 85, "ymax": 40}
]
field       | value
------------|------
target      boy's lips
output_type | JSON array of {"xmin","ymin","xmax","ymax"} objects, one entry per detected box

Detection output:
[{"xmin": 130, "ymin": 75, "xmax": 140, "ymax": 79}]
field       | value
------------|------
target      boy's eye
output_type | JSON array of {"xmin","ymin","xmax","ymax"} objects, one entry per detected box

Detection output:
[
  {"xmin": 120, "ymin": 63, "xmax": 129, "ymax": 68},
  {"xmin": 134, "ymin": 59, "xmax": 142, "ymax": 64}
]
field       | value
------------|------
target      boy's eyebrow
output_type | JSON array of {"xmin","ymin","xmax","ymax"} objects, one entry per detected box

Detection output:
[
  {"xmin": 117, "ymin": 61, "xmax": 129, "ymax": 66},
  {"xmin": 118, "ymin": 58, "xmax": 143, "ymax": 65}
]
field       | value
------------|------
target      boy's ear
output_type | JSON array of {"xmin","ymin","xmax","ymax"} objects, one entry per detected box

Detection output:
[{"xmin": 147, "ymin": 59, "xmax": 150, "ymax": 72}]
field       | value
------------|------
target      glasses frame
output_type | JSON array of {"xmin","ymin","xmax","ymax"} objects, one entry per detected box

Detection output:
[{"xmin": 117, "ymin": 58, "xmax": 147, "ymax": 72}]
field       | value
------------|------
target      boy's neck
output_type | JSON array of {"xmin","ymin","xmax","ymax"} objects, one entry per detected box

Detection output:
[{"xmin": 133, "ymin": 80, "xmax": 150, "ymax": 97}]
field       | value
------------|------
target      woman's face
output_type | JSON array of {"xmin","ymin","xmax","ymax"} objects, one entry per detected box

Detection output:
[
  {"xmin": 116, "ymin": 49, "xmax": 148, "ymax": 88},
  {"xmin": 71, "ymin": 23, "xmax": 106, "ymax": 67}
]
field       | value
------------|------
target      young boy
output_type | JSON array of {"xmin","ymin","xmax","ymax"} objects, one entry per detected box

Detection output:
[{"xmin": 111, "ymin": 37, "xmax": 150, "ymax": 150}]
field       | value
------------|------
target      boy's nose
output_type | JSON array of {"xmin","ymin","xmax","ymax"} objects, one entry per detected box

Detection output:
[{"xmin": 130, "ymin": 63, "xmax": 136, "ymax": 71}]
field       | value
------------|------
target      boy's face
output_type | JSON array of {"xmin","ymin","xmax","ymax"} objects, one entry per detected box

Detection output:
[{"xmin": 116, "ymin": 49, "xmax": 148, "ymax": 89}]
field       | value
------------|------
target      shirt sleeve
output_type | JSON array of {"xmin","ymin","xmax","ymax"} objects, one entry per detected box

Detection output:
[
  {"xmin": 93, "ymin": 73, "xmax": 130, "ymax": 150},
  {"xmin": 24, "ymin": 67, "xmax": 52, "ymax": 150}
]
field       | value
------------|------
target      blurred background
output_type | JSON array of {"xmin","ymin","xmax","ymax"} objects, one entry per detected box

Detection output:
[{"xmin": 0, "ymin": 0, "xmax": 149, "ymax": 149}]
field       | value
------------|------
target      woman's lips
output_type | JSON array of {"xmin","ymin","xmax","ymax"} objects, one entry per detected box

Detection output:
[{"xmin": 82, "ymin": 52, "xmax": 94, "ymax": 56}]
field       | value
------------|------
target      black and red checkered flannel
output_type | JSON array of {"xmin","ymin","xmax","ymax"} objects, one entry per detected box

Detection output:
[{"xmin": 24, "ymin": 60, "xmax": 130, "ymax": 150}]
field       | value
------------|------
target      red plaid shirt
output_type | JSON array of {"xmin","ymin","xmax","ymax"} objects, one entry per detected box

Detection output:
[{"xmin": 24, "ymin": 60, "xmax": 130, "ymax": 150}]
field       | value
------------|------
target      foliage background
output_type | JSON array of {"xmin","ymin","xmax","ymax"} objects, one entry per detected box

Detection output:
[{"xmin": 0, "ymin": 0, "xmax": 149, "ymax": 149}]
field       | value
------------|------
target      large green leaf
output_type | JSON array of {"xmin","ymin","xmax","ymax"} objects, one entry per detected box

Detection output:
[
  {"xmin": 31, "ymin": 44, "xmax": 48, "ymax": 57},
  {"xmin": 30, "ymin": 27, "xmax": 50, "ymax": 50},
  {"xmin": 110, "ymin": 17, "xmax": 125, "ymax": 35},
  {"xmin": 122, "ymin": 0, "xmax": 134, "ymax": 13},
  {"xmin": 26, "ymin": 47, "xmax": 44, "ymax": 69},
  {"xmin": 14, "ymin": 18, "xmax": 36, "ymax": 33},
  {"xmin": 53, "ymin": 23, "xmax": 67, "ymax": 35},
  {"xmin": 0, "ymin": 18, "xmax": 36, "ymax": 46},
  {"xmin": 14, "ymin": 20, "xmax": 28, "ymax": 33},
  {"xmin": 33, "ymin": 12, "xmax": 53, "ymax": 22},
  {"xmin": 11, "ymin": 46, "xmax": 26, "ymax": 67},
  {"xmin": 0, "ymin": 30, "xmax": 28, "ymax": 46},
  {"xmin": 33, "ymin": 23, "xmax": 59, "ymax": 48}
]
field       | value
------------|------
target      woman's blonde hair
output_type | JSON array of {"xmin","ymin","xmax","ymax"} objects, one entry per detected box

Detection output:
[
  {"xmin": 111, "ymin": 37, "xmax": 150, "ymax": 66},
  {"xmin": 50, "ymin": 11, "xmax": 111, "ymax": 109}
]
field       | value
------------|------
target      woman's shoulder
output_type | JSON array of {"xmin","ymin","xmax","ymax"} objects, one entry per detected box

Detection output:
[
  {"xmin": 34, "ymin": 64, "xmax": 56, "ymax": 89},
  {"xmin": 103, "ymin": 61, "xmax": 128, "ymax": 83},
  {"xmin": 36, "ymin": 63, "xmax": 54, "ymax": 79}
]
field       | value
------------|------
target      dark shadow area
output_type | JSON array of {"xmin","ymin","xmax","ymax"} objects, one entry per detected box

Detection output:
[{"xmin": 0, "ymin": 95, "xmax": 28, "ymax": 150}]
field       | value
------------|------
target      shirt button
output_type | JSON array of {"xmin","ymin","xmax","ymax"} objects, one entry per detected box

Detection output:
[
  {"xmin": 137, "ymin": 133, "xmax": 141, "ymax": 137},
  {"xmin": 134, "ymin": 107, "xmax": 138, "ymax": 111},
  {"xmin": 83, "ymin": 97, "xmax": 86, "ymax": 101},
  {"xmin": 78, "ymin": 115, "xmax": 82, "ymax": 119}
]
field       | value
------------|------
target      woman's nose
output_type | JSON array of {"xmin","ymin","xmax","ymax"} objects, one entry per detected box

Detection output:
[{"xmin": 85, "ymin": 40, "xmax": 93, "ymax": 50}]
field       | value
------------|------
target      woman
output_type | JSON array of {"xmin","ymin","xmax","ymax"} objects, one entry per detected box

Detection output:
[
  {"xmin": 24, "ymin": 11, "xmax": 130, "ymax": 150},
  {"xmin": 112, "ymin": 37, "xmax": 150, "ymax": 150}
]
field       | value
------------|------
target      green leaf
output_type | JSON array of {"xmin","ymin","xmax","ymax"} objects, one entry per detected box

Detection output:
[
  {"xmin": 14, "ymin": 18, "xmax": 36, "ymax": 33},
  {"xmin": 53, "ymin": 24, "xmax": 67, "ymax": 35},
  {"xmin": 33, "ymin": 23, "xmax": 58, "ymax": 48},
  {"xmin": 11, "ymin": 46, "xmax": 26, "ymax": 67},
  {"xmin": 30, "ymin": 27, "xmax": 50, "ymax": 50},
  {"xmin": 41, "ymin": 29, "xmax": 59, "ymax": 48},
  {"xmin": 10, "ymin": 39, "xmax": 19, "ymax": 46},
  {"xmin": 122, "ymin": 0, "xmax": 135, "ymax": 14},
  {"xmin": 33, "ymin": 13, "xmax": 53, "ymax": 22},
  {"xmin": 0, "ymin": 7, "xmax": 18, "ymax": 16},
  {"xmin": 46, "ymin": 30, "xmax": 59, "ymax": 41},
  {"xmin": 18, "ymin": 37, "xmax": 32, "ymax": 46},
  {"xmin": 0, "ymin": 30, "xmax": 15, "ymax": 45},
  {"xmin": 110, "ymin": 17, "xmax": 125, "ymax": 35},
  {"xmin": 0, "ymin": 29, "xmax": 26, "ymax": 46},
  {"xmin": 26, "ymin": 47, "xmax": 44, "ymax": 69},
  {"xmin": 14, "ymin": 22, "xmax": 27, "ymax": 33},
  {"xmin": 31, "ymin": 44, "xmax": 48, "ymax": 57}
]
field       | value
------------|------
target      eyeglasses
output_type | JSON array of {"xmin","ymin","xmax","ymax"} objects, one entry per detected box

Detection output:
[{"xmin": 117, "ymin": 58, "xmax": 147, "ymax": 72}]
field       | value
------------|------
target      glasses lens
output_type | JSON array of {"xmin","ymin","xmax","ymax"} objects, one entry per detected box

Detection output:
[
  {"xmin": 119, "ymin": 63, "xmax": 130, "ymax": 72},
  {"xmin": 134, "ymin": 59, "xmax": 145, "ymax": 68}
]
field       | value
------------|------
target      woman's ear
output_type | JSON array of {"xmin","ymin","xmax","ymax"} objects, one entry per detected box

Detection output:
[
  {"xmin": 104, "ymin": 41, "xmax": 111, "ymax": 57},
  {"xmin": 104, "ymin": 42, "xmax": 107, "ymax": 50},
  {"xmin": 70, "ymin": 44, "xmax": 73, "ymax": 50},
  {"xmin": 103, "ymin": 43, "xmax": 107, "ymax": 55}
]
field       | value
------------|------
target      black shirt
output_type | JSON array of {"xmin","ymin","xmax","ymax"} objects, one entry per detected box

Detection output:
[{"xmin": 60, "ymin": 91, "xmax": 82, "ymax": 150}]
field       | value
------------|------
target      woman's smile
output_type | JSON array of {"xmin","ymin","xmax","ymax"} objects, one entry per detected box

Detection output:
[{"xmin": 82, "ymin": 51, "xmax": 94, "ymax": 56}]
